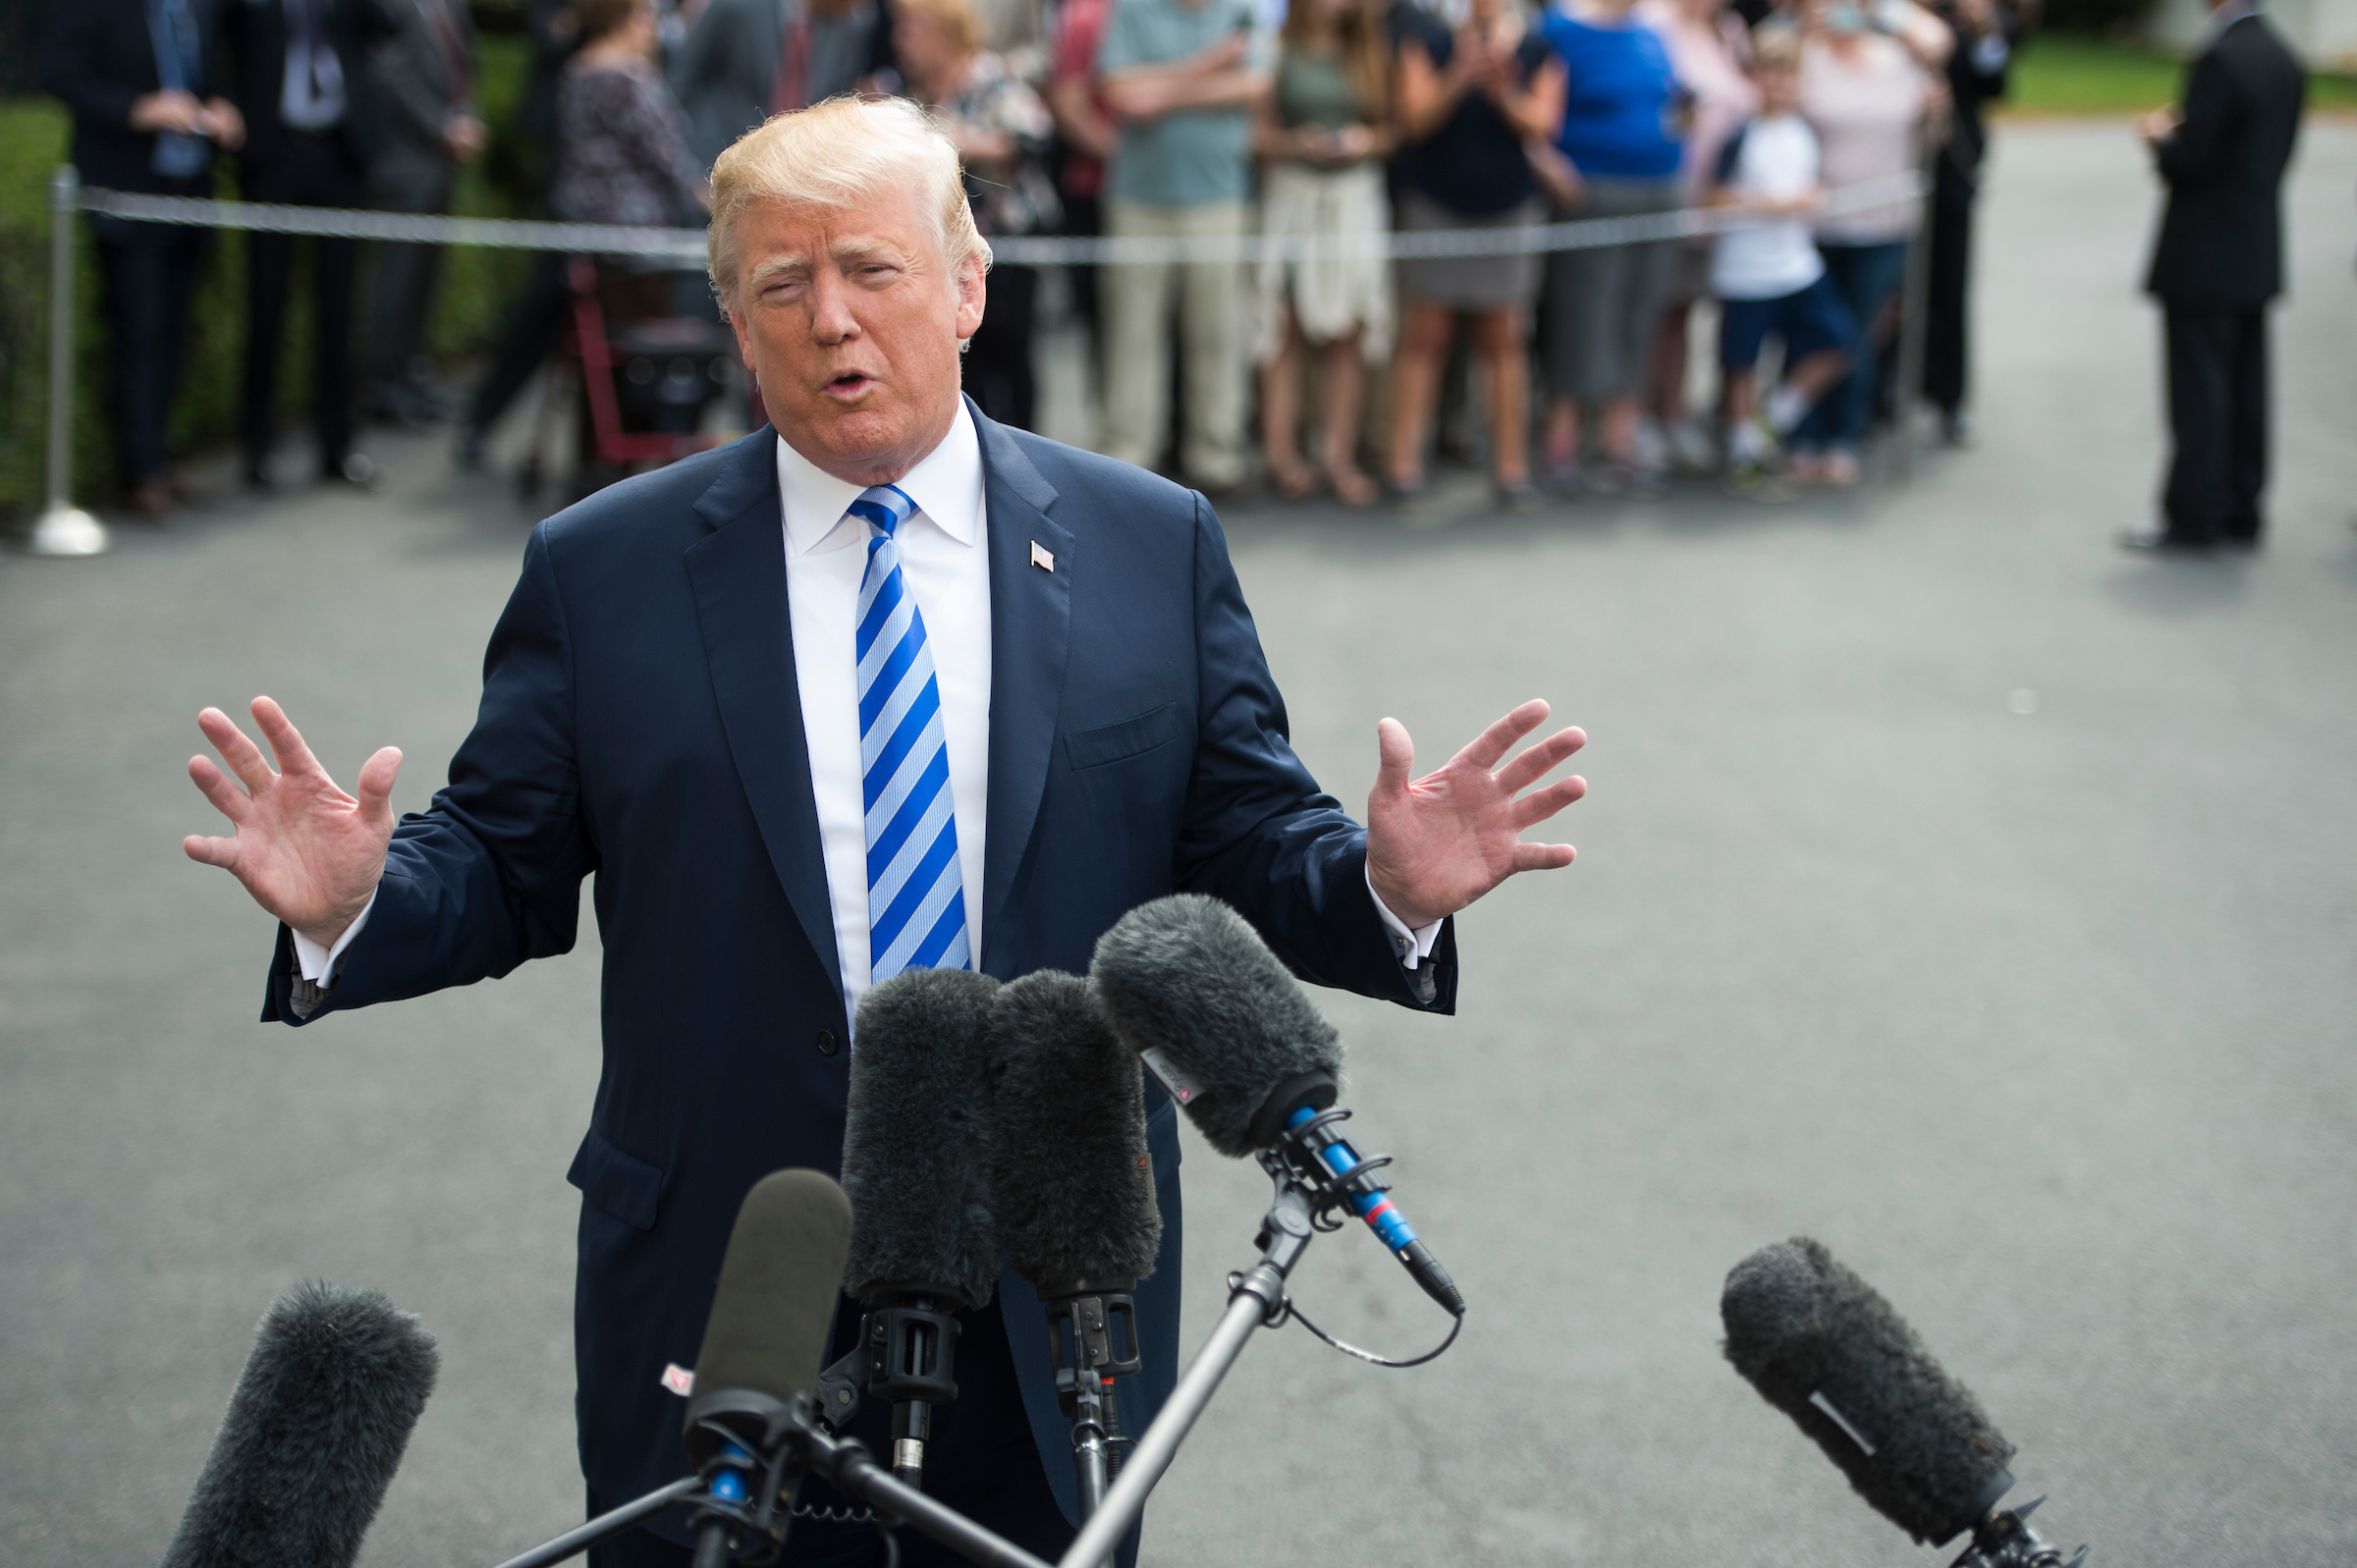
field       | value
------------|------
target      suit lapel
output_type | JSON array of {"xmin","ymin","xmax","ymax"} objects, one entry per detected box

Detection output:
[
  {"xmin": 973, "ymin": 402, "xmax": 1071, "ymax": 971},
  {"xmin": 683, "ymin": 429, "xmax": 846, "ymax": 1020}
]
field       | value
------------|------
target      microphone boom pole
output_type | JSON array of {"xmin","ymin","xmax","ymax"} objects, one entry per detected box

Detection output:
[{"xmin": 1055, "ymin": 1143, "xmax": 1324, "ymax": 1568}]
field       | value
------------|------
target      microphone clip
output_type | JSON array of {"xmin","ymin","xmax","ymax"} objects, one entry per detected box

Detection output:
[
  {"xmin": 1949, "ymin": 1494, "xmax": 2090, "ymax": 1568},
  {"xmin": 860, "ymin": 1289, "xmax": 963, "ymax": 1488},
  {"xmin": 682, "ymin": 1389, "xmax": 812, "ymax": 1566}
]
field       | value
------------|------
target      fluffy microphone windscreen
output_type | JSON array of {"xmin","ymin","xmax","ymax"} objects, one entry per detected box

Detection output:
[
  {"xmin": 159, "ymin": 1281, "xmax": 438, "ymax": 1568},
  {"xmin": 1089, "ymin": 893, "xmax": 1342, "ymax": 1159},
  {"xmin": 982, "ymin": 970, "xmax": 1163, "ymax": 1292},
  {"xmin": 842, "ymin": 967, "xmax": 1003, "ymax": 1307},
  {"xmin": 1722, "ymin": 1237, "xmax": 2017, "ymax": 1546},
  {"xmin": 688, "ymin": 1168, "xmax": 853, "ymax": 1425}
]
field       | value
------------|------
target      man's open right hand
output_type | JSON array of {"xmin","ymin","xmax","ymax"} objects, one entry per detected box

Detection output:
[{"xmin": 183, "ymin": 697, "xmax": 402, "ymax": 949}]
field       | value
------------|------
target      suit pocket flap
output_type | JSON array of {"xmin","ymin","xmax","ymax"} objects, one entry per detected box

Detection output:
[
  {"xmin": 1064, "ymin": 702, "xmax": 1181, "ymax": 771},
  {"xmin": 567, "ymin": 1125, "xmax": 665, "ymax": 1231}
]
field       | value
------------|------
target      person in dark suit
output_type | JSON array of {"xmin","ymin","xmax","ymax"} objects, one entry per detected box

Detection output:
[
  {"xmin": 180, "ymin": 96, "xmax": 1587, "ymax": 1567},
  {"xmin": 220, "ymin": 0, "xmax": 385, "ymax": 487},
  {"xmin": 2124, "ymin": 0, "xmax": 2304, "ymax": 553},
  {"xmin": 1918, "ymin": 0, "xmax": 2014, "ymax": 447},
  {"xmin": 41, "ymin": 0, "xmax": 246, "ymax": 517},
  {"xmin": 354, "ymin": 0, "xmax": 484, "ymax": 426},
  {"xmin": 668, "ymin": 0, "xmax": 898, "ymax": 171}
]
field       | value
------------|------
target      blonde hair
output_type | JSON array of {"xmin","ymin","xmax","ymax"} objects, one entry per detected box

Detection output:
[
  {"xmin": 1748, "ymin": 21, "xmax": 1803, "ymax": 68},
  {"xmin": 896, "ymin": 0, "xmax": 985, "ymax": 57},
  {"xmin": 706, "ymin": 95, "xmax": 991, "ymax": 317}
]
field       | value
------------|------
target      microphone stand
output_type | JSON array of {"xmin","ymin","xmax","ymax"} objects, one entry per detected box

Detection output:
[
  {"xmin": 1041, "ymin": 1280, "xmax": 1142, "ymax": 1519},
  {"xmin": 1053, "ymin": 1141, "xmax": 1329, "ymax": 1568}
]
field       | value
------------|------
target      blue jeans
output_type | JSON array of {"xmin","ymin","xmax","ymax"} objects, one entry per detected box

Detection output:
[{"xmin": 1792, "ymin": 241, "xmax": 1908, "ymax": 454}]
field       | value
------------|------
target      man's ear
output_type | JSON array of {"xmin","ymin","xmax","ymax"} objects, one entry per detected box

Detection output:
[{"xmin": 954, "ymin": 253, "xmax": 989, "ymax": 344}]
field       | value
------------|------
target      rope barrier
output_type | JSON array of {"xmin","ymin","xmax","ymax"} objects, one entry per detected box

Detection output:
[
  {"xmin": 29, "ymin": 165, "xmax": 1929, "ymax": 558},
  {"xmin": 75, "ymin": 172, "xmax": 1924, "ymax": 268}
]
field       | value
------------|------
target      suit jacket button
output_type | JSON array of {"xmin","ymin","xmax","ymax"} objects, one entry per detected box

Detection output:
[{"xmin": 815, "ymin": 1029, "xmax": 840, "ymax": 1056}]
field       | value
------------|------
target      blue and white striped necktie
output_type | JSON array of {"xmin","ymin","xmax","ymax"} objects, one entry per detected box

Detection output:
[{"xmin": 850, "ymin": 484, "xmax": 970, "ymax": 984}]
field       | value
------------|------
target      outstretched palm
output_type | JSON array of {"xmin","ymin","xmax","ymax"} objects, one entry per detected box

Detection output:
[
  {"xmin": 1365, "ymin": 699, "xmax": 1587, "ymax": 929},
  {"xmin": 183, "ymin": 697, "xmax": 402, "ymax": 946}
]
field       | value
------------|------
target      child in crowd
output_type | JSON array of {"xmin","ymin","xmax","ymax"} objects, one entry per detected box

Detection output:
[{"xmin": 1706, "ymin": 30, "xmax": 1859, "ymax": 495}]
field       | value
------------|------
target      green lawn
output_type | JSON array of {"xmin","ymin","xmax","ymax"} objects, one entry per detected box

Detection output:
[{"xmin": 2007, "ymin": 30, "xmax": 2357, "ymax": 113}]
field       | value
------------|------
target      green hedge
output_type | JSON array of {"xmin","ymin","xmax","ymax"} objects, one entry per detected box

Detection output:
[{"xmin": 0, "ymin": 33, "xmax": 531, "ymax": 523}]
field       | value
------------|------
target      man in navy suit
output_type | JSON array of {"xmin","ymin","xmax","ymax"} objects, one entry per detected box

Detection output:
[{"xmin": 182, "ymin": 96, "xmax": 1587, "ymax": 1567}]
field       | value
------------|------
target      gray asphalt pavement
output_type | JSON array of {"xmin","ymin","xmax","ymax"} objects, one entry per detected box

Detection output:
[{"xmin": 5, "ymin": 120, "xmax": 2354, "ymax": 1568}]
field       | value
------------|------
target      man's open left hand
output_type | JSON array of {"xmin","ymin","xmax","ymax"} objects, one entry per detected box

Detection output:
[{"xmin": 1365, "ymin": 698, "xmax": 1586, "ymax": 930}]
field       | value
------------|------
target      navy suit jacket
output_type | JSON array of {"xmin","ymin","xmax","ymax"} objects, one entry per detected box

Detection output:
[{"xmin": 261, "ymin": 405, "xmax": 1458, "ymax": 1541}]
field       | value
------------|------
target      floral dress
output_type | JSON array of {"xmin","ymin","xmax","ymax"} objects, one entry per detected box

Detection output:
[{"xmin": 930, "ymin": 51, "xmax": 1062, "ymax": 237}]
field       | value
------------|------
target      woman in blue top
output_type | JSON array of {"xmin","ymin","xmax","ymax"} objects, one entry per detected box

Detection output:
[{"xmin": 1538, "ymin": 0, "xmax": 1687, "ymax": 495}]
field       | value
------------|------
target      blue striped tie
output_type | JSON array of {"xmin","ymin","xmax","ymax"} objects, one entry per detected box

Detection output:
[{"xmin": 851, "ymin": 484, "xmax": 971, "ymax": 984}]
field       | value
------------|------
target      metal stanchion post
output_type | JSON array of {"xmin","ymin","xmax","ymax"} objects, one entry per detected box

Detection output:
[
  {"xmin": 1891, "ymin": 149, "xmax": 1937, "ymax": 486},
  {"xmin": 30, "ymin": 166, "xmax": 107, "ymax": 558}
]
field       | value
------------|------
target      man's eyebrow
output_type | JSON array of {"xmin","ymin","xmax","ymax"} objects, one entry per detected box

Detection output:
[
  {"xmin": 746, "ymin": 252, "xmax": 811, "ymax": 286},
  {"xmin": 831, "ymin": 236, "xmax": 916, "ymax": 267}
]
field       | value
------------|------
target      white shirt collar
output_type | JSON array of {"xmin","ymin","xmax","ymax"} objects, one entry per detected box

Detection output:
[{"xmin": 776, "ymin": 400, "xmax": 984, "ymax": 557}]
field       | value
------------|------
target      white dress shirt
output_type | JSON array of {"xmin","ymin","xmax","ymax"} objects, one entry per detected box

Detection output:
[
  {"xmin": 780, "ymin": 402, "xmax": 995, "ymax": 1016},
  {"xmin": 295, "ymin": 408, "xmax": 1440, "ymax": 996}
]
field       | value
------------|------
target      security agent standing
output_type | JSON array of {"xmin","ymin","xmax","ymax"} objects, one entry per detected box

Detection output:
[
  {"xmin": 356, "ymin": 0, "xmax": 486, "ymax": 427},
  {"xmin": 178, "ymin": 96, "xmax": 1588, "ymax": 1568},
  {"xmin": 41, "ymin": 0, "xmax": 246, "ymax": 519},
  {"xmin": 221, "ymin": 0, "xmax": 386, "ymax": 488},
  {"xmin": 1917, "ymin": 0, "xmax": 2013, "ymax": 447},
  {"xmin": 2122, "ymin": 0, "xmax": 2303, "ymax": 554}
]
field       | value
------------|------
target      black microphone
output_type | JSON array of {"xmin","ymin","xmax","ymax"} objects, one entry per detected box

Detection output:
[
  {"xmin": 1722, "ymin": 1237, "xmax": 2087, "ymax": 1566},
  {"xmin": 159, "ymin": 1281, "xmax": 439, "ymax": 1568},
  {"xmin": 841, "ymin": 966, "xmax": 1003, "ymax": 1487},
  {"xmin": 682, "ymin": 1168, "xmax": 854, "ymax": 1568},
  {"xmin": 982, "ymin": 970, "xmax": 1160, "ymax": 1499},
  {"xmin": 981, "ymin": 968, "xmax": 1163, "ymax": 1295},
  {"xmin": 1088, "ymin": 892, "xmax": 1463, "ymax": 1317}
]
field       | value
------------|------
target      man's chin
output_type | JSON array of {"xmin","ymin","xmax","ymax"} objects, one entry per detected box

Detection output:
[{"xmin": 784, "ymin": 402, "xmax": 923, "ymax": 481}]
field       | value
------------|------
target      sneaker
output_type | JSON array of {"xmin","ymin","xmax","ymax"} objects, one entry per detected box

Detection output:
[
  {"xmin": 1630, "ymin": 417, "xmax": 1671, "ymax": 474},
  {"xmin": 1724, "ymin": 460, "xmax": 1796, "ymax": 504},
  {"xmin": 1667, "ymin": 418, "xmax": 1720, "ymax": 472},
  {"xmin": 1821, "ymin": 450, "xmax": 1862, "ymax": 488}
]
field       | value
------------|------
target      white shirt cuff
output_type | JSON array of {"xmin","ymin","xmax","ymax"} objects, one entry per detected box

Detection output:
[
  {"xmin": 290, "ymin": 888, "xmax": 379, "ymax": 986},
  {"xmin": 1365, "ymin": 864, "xmax": 1443, "ymax": 968}
]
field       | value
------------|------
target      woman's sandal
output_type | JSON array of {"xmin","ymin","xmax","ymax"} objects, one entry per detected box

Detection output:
[
  {"xmin": 1268, "ymin": 460, "xmax": 1320, "ymax": 501},
  {"xmin": 1326, "ymin": 464, "xmax": 1379, "ymax": 508}
]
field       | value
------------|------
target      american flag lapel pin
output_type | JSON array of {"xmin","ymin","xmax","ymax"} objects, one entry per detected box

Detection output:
[{"xmin": 1030, "ymin": 540, "xmax": 1055, "ymax": 572}]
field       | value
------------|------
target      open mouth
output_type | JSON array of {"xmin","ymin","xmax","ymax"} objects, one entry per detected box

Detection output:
[{"xmin": 824, "ymin": 371, "xmax": 875, "ymax": 399}]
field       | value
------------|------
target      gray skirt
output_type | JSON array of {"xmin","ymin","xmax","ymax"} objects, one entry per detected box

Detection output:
[{"xmin": 1394, "ymin": 189, "xmax": 1544, "ymax": 310}]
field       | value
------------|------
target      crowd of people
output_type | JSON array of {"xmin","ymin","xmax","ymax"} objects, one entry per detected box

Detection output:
[{"xmin": 41, "ymin": 0, "xmax": 2026, "ymax": 516}]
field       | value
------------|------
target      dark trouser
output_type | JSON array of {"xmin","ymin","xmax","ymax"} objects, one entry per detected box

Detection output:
[
  {"xmin": 1922, "ymin": 154, "xmax": 1974, "ymax": 416},
  {"xmin": 1793, "ymin": 240, "xmax": 1908, "ymax": 454},
  {"xmin": 244, "ymin": 132, "xmax": 365, "ymax": 476},
  {"xmin": 91, "ymin": 211, "xmax": 208, "ymax": 490},
  {"xmin": 585, "ymin": 1295, "xmax": 1072, "ymax": 1568},
  {"xmin": 2162, "ymin": 304, "xmax": 2269, "ymax": 546},
  {"xmin": 468, "ymin": 248, "xmax": 573, "ymax": 435},
  {"xmin": 367, "ymin": 162, "xmax": 456, "ymax": 394},
  {"xmin": 961, "ymin": 262, "xmax": 1039, "ymax": 432}
]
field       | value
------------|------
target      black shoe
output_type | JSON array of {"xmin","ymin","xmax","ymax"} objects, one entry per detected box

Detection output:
[
  {"xmin": 454, "ymin": 422, "xmax": 488, "ymax": 471},
  {"xmin": 1493, "ymin": 478, "xmax": 1543, "ymax": 514},
  {"xmin": 1942, "ymin": 408, "xmax": 1975, "ymax": 448},
  {"xmin": 2117, "ymin": 522, "xmax": 2213, "ymax": 554}
]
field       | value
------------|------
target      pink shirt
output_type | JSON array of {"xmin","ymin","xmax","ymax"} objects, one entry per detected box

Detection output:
[
  {"xmin": 1800, "ymin": 30, "xmax": 1929, "ymax": 243},
  {"xmin": 1638, "ymin": 0, "xmax": 1758, "ymax": 205}
]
